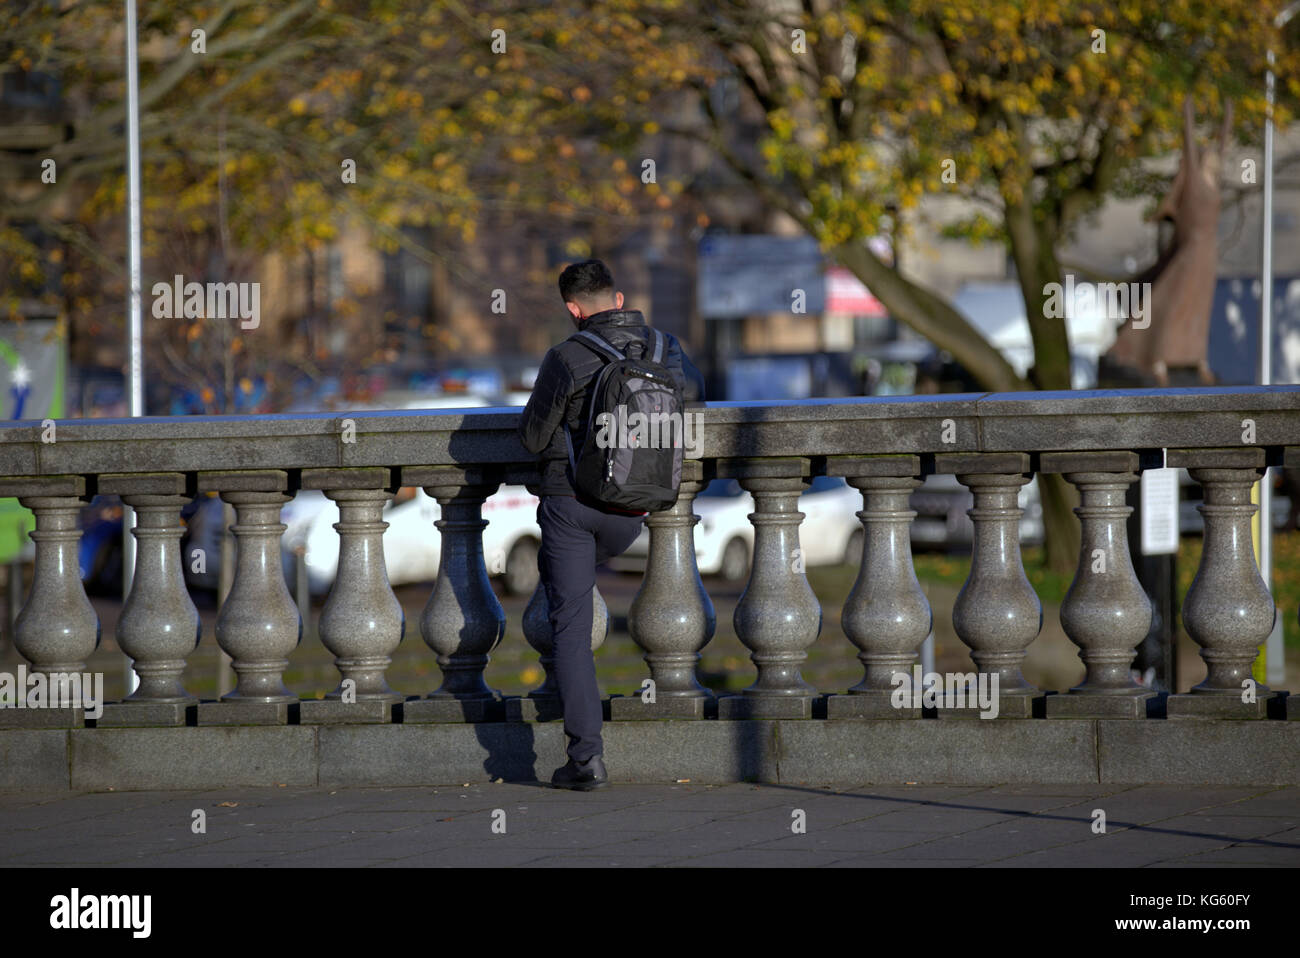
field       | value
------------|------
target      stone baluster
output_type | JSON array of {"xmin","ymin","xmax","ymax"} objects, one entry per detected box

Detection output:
[
  {"xmin": 509, "ymin": 580, "xmax": 608, "ymax": 721},
  {"xmin": 197, "ymin": 471, "xmax": 302, "ymax": 725},
  {"xmin": 0, "ymin": 475, "xmax": 99, "ymax": 728},
  {"xmin": 616, "ymin": 460, "xmax": 715, "ymax": 719},
  {"xmin": 825, "ymin": 456, "xmax": 931, "ymax": 719},
  {"xmin": 298, "ymin": 468, "xmax": 404, "ymax": 724},
  {"xmin": 943, "ymin": 453, "xmax": 1042, "ymax": 718},
  {"xmin": 1288, "ymin": 445, "xmax": 1300, "ymax": 723},
  {"xmin": 98, "ymin": 474, "xmax": 201, "ymax": 727},
  {"xmin": 1040, "ymin": 453, "xmax": 1154, "ymax": 718},
  {"xmin": 403, "ymin": 467, "xmax": 505, "ymax": 722},
  {"xmin": 718, "ymin": 459, "xmax": 821, "ymax": 719},
  {"xmin": 1167, "ymin": 448, "xmax": 1277, "ymax": 718}
]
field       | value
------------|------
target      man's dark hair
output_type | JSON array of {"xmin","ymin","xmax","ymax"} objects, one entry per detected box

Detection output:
[{"xmin": 558, "ymin": 259, "xmax": 615, "ymax": 304}]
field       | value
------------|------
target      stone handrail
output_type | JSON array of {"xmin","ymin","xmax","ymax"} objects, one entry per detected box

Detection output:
[{"xmin": 1, "ymin": 385, "xmax": 1298, "ymax": 735}]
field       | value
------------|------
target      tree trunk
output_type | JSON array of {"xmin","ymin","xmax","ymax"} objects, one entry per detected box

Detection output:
[
  {"xmin": 1004, "ymin": 198, "xmax": 1081, "ymax": 574},
  {"xmin": 834, "ymin": 242, "xmax": 1026, "ymax": 393},
  {"xmin": 836, "ymin": 232, "xmax": 1080, "ymax": 575}
]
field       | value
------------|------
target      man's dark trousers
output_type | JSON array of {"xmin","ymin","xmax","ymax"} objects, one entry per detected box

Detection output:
[{"xmin": 537, "ymin": 494, "xmax": 643, "ymax": 763}]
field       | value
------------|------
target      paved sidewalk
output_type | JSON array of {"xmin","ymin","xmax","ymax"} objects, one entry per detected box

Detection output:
[{"xmin": 1, "ymin": 782, "xmax": 1297, "ymax": 867}]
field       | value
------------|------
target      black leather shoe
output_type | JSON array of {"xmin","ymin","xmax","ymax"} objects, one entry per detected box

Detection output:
[{"xmin": 550, "ymin": 755, "xmax": 609, "ymax": 791}]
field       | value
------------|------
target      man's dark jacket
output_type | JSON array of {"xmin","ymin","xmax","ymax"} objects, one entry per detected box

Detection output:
[{"xmin": 518, "ymin": 308, "xmax": 705, "ymax": 497}]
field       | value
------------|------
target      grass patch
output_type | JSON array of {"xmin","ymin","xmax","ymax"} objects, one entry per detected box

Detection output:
[{"xmin": 908, "ymin": 547, "xmax": 1072, "ymax": 604}]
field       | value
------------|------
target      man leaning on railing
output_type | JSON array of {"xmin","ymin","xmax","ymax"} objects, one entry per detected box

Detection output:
[{"xmin": 517, "ymin": 259, "xmax": 705, "ymax": 790}]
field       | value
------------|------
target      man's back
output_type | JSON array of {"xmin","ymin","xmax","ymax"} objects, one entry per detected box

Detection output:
[{"xmin": 519, "ymin": 307, "xmax": 705, "ymax": 497}]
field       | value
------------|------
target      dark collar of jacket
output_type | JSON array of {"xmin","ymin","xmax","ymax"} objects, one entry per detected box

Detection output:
[{"xmin": 577, "ymin": 308, "xmax": 646, "ymax": 332}]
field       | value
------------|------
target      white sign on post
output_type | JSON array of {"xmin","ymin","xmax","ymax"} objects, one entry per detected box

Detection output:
[{"xmin": 1140, "ymin": 465, "xmax": 1180, "ymax": 556}]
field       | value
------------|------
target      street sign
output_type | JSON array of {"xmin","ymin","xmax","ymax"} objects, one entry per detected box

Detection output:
[{"xmin": 698, "ymin": 235, "xmax": 825, "ymax": 318}]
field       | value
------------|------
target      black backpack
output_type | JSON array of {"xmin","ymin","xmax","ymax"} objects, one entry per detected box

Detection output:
[{"xmin": 563, "ymin": 328, "xmax": 685, "ymax": 513}]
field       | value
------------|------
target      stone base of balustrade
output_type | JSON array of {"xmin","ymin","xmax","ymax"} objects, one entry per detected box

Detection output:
[
  {"xmin": 97, "ymin": 701, "xmax": 195, "ymax": 727},
  {"xmin": 299, "ymin": 699, "xmax": 397, "ymax": 725},
  {"xmin": 717, "ymin": 693, "xmax": 815, "ymax": 720},
  {"xmin": 609, "ymin": 694, "xmax": 713, "ymax": 720},
  {"xmin": 826, "ymin": 692, "xmax": 920, "ymax": 719},
  {"xmin": 933, "ymin": 691, "xmax": 1044, "ymax": 719},
  {"xmin": 5, "ymin": 718, "xmax": 1300, "ymax": 790},
  {"xmin": 404, "ymin": 695, "xmax": 504, "ymax": 723},
  {"xmin": 1046, "ymin": 691, "xmax": 1158, "ymax": 719},
  {"xmin": 196, "ymin": 700, "xmax": 296, "ymax": 726},
  {"xmin": 0, "ymin": 705, "xmax": 86, "ymax": 729},
  {"xmin": 505, "ymin": 695, "xmax": 563, "ymax": 723},
  {"xmin": 1166, "ymin": 691, "xmax": 1280, "ymax": 720}
]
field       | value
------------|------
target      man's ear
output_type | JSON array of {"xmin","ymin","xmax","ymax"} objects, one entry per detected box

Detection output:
[
  {"xmin": 614, "ymin": 291, "xmax": 624, "ymax": 309},
  {"xmin": 565, "ymin": 301, "xmax": 582, "ymax": 322}
]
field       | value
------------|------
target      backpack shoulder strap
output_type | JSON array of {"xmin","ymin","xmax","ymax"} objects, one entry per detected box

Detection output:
[
  {"xmin": 570, "ymin": 329, "xmax": 625, "ymax": 363},
  {"xmin": 563, "ymin": 329, "xmax": 623, "ymax": 479},
  {"xmin": 649, "ymin": 328, "xmax": 665, "ymax": 364}
]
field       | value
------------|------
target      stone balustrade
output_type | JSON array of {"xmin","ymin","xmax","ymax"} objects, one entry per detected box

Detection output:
[{"xmin": 1, "ymin": 387, "xmax": 1298, "ymax": 788}]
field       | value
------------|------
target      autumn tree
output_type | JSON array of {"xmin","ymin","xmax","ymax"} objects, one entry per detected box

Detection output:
[
  {"xmin": 0, "ymin": 0, "xmax": 679, "ymax": 409},
  {"xmin": 491, "ymin": 0, "xmax": 1299, "ymax": 571},
  {"xmin": 5, "ymin": 0, "xmax": 1298, "ymax": 570}
]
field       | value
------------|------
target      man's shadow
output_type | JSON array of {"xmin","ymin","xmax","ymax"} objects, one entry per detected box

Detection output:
[{"xmin": 474, "ymin": 720, "xmax": 542, "ymax": 785}]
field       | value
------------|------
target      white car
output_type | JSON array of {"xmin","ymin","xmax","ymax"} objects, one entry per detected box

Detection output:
[
  {"xmin": 611, "ymin": 476, "xmax": 864, "ymax": 581},
  {"xmin": 285, "ymin": 485, "xmax": 541, "ymax": 596},
  {"xmin": 611, "ymin": 472, "xmax": 1048, "ymax": 579},
  {"xmin": 909, "ymin": 473, "xmax": 1044, "ymax": 549}
]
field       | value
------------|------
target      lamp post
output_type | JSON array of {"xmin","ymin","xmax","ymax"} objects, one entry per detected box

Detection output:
[
  {"xmin": 1260, "ymin": 0, "xmax": 1300, "ymax": 686},
  {"xmin": 121, "ymin": 0, "xmax": 144, "ymax": 696}
]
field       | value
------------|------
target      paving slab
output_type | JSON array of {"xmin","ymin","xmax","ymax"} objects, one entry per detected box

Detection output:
[
  {"xmin": 487, "ymin": 827, "xmax": 660, "ymax": 850},
  {"xmin": 840, "ymin": 806, "xmax": 1025, "ymax": 833},
  {"xmin": 829, "ymin": 856, "xmax": 987, "ymax": 868},
  {"xmin": 749, "ymin": 828, "xmax": 944, "ymax": 855},
  {"xmin": 670, "ymin": 848, "xmax": 849, "ymax": 867},
  {"xmin": 1047, "ymin": 786, "xmax": 1276, "ymax": 827},
  {"xmin": 510, "ymin": 854, "xmax": 682, "ymax": 867},
  {"xmin": 874, "ymin": 822, "xmax": 1092, "ymax": 862},
  {"xmin": 1147, "ymin": 814, "xmax": 1300, "ymax": 840},
  {"xmin": 1, "ymin": 782, "xmax": 1296, "ymax": 867}
]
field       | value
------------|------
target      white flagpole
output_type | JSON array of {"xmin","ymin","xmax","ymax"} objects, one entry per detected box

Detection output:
[
  {"xmin": 1261, "ymin": 2, "xmax": 1300, "ymax": 686},
  {"xmin": 122, "ymin": 0, "xmax": 143, "ymax": 696}
]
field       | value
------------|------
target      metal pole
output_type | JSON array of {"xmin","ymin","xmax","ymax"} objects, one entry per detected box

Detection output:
[
  {"xmin": 1260, "ymin": 46, "xmax": 1277, "ymax": 686},
  {"xmin": 122, "ymin": 0, "xmax": 144, "ymax": 696},
  {"xmin": 1262, "ymin": 48, "xmax": 1274, "ymax": 398},
  {"xmin": 1260, "ymin": 3, "xmax": 1300, "ymax": 686}
]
